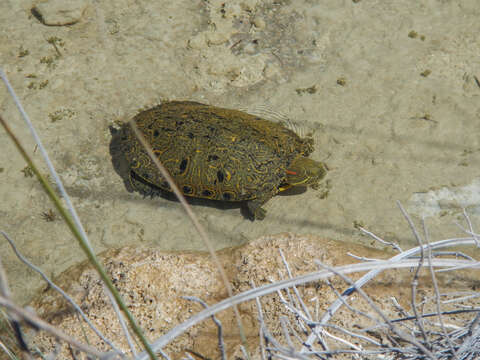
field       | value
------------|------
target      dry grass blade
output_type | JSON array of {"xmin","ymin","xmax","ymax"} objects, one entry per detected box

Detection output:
[
  {"xmin": 0, "ymin": 256, "xmax": 30, "ymax": 358},
  {"xmin": 424, "ymin": 224, "xmax": 459, "ymax": 359},
  {"xmin": 128, "ymin": 121, "xmax": 250, "ymax": 357},
  {"xmin": 1, "ymin": 69, "xmax": 479, "ymax": 360},
  {"xmin": 314, "ymin": 260, "xmax": 438, "ymax": 359},
  {"xmin": 183, "ymin": 296, "xmax": 226, "ymax": 360},
  {"xmin": 138, "ymin": 256, "xmax": 475, "ymax": 359},
  {"xmin": 1, "ymin": 231, "xmax": 121, "ymax": 353},
  {"xmin": 0, "ymin": 295, "xmax": 107, "ymax": 358},
  {"xmin": 0, "ymin": 69, "xmax": 158, "ymax": 360}
]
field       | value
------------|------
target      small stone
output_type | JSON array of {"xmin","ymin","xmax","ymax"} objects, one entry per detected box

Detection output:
[
  {"xmin": 187, "ymin": 33, "xmax": 207, "ymax": 49},
  {"xmin": 337, "ymin": 77, "xmax": 347, "ymax": 86},
  {"xmin": 32, "ymin": 0, "xmax": 87, "ymax": 26},
  {"xmin": 420, "ymin": 69, "xmax": 432, "ymax": 77},
  {"xmin": 252, "ymin": 15, "xmax": 266, "ymax": 30},
  {"xmin": 205, "ymin": 31, "xmax": 229, "ymax": 46},
  {"xmin": 242, "ymin": 41, "xmax": 257, "ymax": 55}
]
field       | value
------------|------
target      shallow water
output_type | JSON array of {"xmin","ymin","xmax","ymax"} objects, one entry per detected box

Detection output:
[{"xmin": 1, "ymin": 0, "xmax": 479, "ymax": 304}]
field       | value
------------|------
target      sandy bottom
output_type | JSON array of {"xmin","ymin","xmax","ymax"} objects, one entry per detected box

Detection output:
[{"xmin": 0, "ymin": 0, "xmax": 479, "ymax": 305}]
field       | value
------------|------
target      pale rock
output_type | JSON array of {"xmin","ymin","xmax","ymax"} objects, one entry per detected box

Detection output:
[
  {"xmin": 32, "ymin": 0, "xmax": 87, "ymax": 26},
  {"xmin": 28, "ymin": 233, "xmax": 478, "ymax": 358}
]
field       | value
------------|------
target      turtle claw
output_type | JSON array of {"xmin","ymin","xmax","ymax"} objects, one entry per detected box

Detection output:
[
  {"xmin": 247, "ymin": 199, "xmax": 268, "ymax": 220},
  {"xmin": 253, "ymin": 207, "xmax": 266, "ymax": 221}
]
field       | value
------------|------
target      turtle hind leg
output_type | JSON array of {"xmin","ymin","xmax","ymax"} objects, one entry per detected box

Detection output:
[{"xmin": 246, "ymin": 195, "xmax": 272, "ymax": 220}]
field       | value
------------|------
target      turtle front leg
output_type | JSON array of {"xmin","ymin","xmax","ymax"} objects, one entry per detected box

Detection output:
[{"xmin": 246, "ymin": 195, "xmax": 272, "ymax": 220}]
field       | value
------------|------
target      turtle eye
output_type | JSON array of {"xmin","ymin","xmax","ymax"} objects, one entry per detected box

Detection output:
[
  {"xmin": 183, "ymin": 185, "xmax": 193, "ymax": 194},
  {"xmin": 153, "ymin": 129, "xmax": 159, "ymax": 137}
]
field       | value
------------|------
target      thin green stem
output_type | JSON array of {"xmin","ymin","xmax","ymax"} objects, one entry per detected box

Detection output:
[{"xmin": 0, "ymin": 115, "xmax": 159, "ymax": 360}]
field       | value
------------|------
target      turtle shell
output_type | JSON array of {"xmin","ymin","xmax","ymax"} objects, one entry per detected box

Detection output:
[{"xmin": 112, "ymin": 101, "xmax": 317, "ymax": 217}]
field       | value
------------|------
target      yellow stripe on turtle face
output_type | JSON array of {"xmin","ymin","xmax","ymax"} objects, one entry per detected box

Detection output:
[{"xmin": 278, "ymin": 184, "xmax": 293, "ymax": 192}]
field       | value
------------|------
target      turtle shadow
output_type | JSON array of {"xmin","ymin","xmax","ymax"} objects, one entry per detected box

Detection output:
[
  {"xmin": 109, "ymin": 126, "xmax": 133, "ymax": 190},
  {"xmin": 137, "ymin": 186, "xmax": 246, "ymax": 214},
  {"xmin": 109, "ymin": 126, "xmax": 253, "ymax": 219}
]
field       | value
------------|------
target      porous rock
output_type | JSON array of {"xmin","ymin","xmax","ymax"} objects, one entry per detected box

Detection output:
[{"xmin": 29, "ymin": 233, "xmax": 478, "ymax": 359}]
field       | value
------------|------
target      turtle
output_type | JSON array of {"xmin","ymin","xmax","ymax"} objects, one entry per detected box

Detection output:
[{"xmin": 110, "ymin": 101, "xmax": 327, "ymax": 220}]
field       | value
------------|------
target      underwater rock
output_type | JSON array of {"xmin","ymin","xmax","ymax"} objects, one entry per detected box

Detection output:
[{"xmin": 32, "ymin": 0, "xmax": 87, "ymax": 26}]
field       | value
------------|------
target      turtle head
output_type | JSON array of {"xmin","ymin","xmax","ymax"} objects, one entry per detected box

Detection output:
[{"xmin": 284, "ymin": 156, "xmax": 327, "ymax": 190}]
